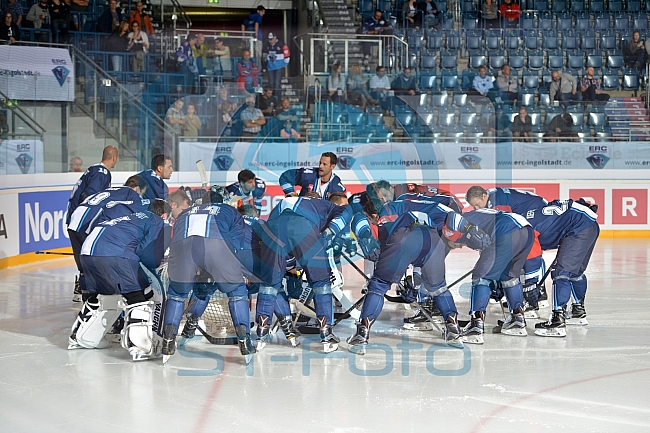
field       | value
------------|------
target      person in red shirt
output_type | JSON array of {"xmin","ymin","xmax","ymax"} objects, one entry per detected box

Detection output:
[{"xmin": 499, "ymin": 0, "xmax": 520, "ymax": 28}]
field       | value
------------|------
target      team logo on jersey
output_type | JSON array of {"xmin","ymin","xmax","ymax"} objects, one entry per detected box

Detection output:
[
  {"xmin": 52, "ymin": 66, "xmax": 70, "ymax": 87},
  {"xmin": 458, "ymin": 154, "xmax": 481, "ymax": 170},
  {"xmin": 15, "ymin": 153, "xmax": 33, "ymax": 174},
  {"xmin": 214, "ymin": 155, "xmax": 234, "ymax": 171},
  {"xmin": 337, "ymin": 156, "xmax": 355, "ymax": 170},
  {"xmin": 586, "ymin": 154, "xmax": 609, "ymax": 169}
]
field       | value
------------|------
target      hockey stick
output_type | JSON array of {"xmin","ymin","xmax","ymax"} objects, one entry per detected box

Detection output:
[
  {"xmin": 35, "ymin": 250, "xmax": 74, "ymax": 256},
  {"xmin": 196, "ymin": 160, "xmax": 209, "ymax": 188},
  {"xmin": 384, "ymin": 268, "xmax": 474, "ymax": 303},
  {"xmin": 196, "ymin": 324, "xmax": 238, "ymax": 345}
]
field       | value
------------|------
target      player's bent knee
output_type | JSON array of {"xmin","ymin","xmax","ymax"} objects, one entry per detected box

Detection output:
[
  {"xmin": 259, "ymin": 285, "xmax": 279, "ymax": 296},
  {"xmin": 472, "ymin": 278, "xmax": 493, "ymax": 287},
  {"xmin": 425, "ymin": 283, "xmax": 448, "ymax": 297},
  {"xmin": 76, "ymin": 294, "xmax": 123, "ymax": 349},
  {"xmin": 312, "ymin": 282, "xmax": 332, "ymax": 295},
  {"xmin": 500, "ymin": 277, "xmax": 520, "ymax": 288},
  {"xmin": 552, "ymin": 269, "xmax": 580, "ymax": 280}
]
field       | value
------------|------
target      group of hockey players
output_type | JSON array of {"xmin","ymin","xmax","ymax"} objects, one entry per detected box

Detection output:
[{"xmin": 64, "ymin": 147, "xmax": 600, "ymax": 365}]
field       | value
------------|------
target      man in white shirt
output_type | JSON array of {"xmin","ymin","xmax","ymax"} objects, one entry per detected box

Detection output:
[{"xmin": 369, "ymin": 66, "xmax": 392, "ymax": 112}]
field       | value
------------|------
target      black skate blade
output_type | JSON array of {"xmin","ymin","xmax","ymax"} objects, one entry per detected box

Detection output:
[
  {"xmin": 492, "ymin": 320, "xmax": 505, "ymax": 334},
  {"xmin": 297, "ymin": 324, "xmax": 320, "ymax": 334},
  {"xmin": 458, "ymin": 319, "xmax": 470, "ymax": 327}
]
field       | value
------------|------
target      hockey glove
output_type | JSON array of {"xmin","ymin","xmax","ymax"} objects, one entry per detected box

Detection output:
[
  {"xmin": 323, "ymin": 228, "xmax": 345, "ymax": 253},
  {"xmin": 575, "ymin": 198, "xmax": 598, "ymax": 213},
  {"xmin": 398, "ymin": 275, "xmax": 419, "ymax": 303},
  {"xmin": 523, "ymin": 283, "xmax": 540, "ymax": 307},
  {"xmin": 464, "ymin": 224, "xmax": 492, "ymax": 250},
  {"xmin": 358, "ymin": 232, "xmax": 381, "ymax": 262},
  {"xmin": 489, "ymin": 281, "xmax": 504, "ymax": 303}
]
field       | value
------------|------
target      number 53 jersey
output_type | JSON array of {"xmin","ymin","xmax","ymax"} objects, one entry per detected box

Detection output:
[{"xmin": 524, "ymin": 199, "xmax": 598, "ymax": 251}]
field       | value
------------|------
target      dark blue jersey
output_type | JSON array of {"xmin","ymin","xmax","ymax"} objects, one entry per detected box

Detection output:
[
  {"xmin": 171, "ymin": 203, "xmax": 248, "ymax": 251},
  {"xmin": 448, "ymin": 208, "xmax": 530, "ymax": 248},
  {"xmin": 226, "ymin": 178, "xmax": 266, "ymax": 208},
  {"xmin": 278, "ymin": 168, "xmax": 346, "ymax": 199},
  {"xmin": 137, "ymin": 169, "xmax": 169, "ymax": 201},
  {"xmin": 349, "ymin": 191, "xmax": 370, "ymax": 214},
  {"xmin": 377, "ymin": 199, "xmax": 456, "ymax": 239},
  {"xmin": 523, "ymin": 199, "xmax": 598, "ymax": 250},
  {"xmin": 67, "ymin": 186, "xmax": 149, "ymax": 235},
  {"xmin": 351, "ymin": 184, "xmax": 461, "ymax": 214},
  {"xmin": 81, "ymin": 211, "xmax": 166, "ymax": 269},
  {"xmin": 486, "ymin": 187, "xmax": 548, "ymax": 215},
  {"xmin": 268, "ymin": 196, "xmax": 352, "ymax": 235},
  {"xmin": 66, "ymin": 163, "xmax": 111, "ymax": 225}
]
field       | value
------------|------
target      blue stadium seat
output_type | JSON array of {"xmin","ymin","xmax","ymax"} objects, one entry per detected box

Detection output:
[
  {"xmin": 521, "ymin": 12, "xmax": 536, "ymax": 29},
  {"xmin": 614, "ymin": 13, "xmax": 630, "ymax": 30},
  {"xmin": 504, "ymin": 29, "xmax": 522, "ymax": 50},
  {"xmin": 460, "ymin": 105, "xmax": 478, "ymax": 127},
  {"xmin": 528, "ymin": 107, "xmax": 543, "ymax": 125},
  {"xmin": 545, "ymin": 106, "xmax": 563, "ymax": 123},
  {"xmin": 553, "ymin": 0, "xmax": 568, "ymax": 11},
  {"xmin": 535, "ymin": 0, "xmax": 550, "ymax": 10},
  {"xmin": 563, "ymin": 30, "xmax": 580, "ymax": 50},
  {"xmin": 590, "ymin": 0, "xmax": 604, "ymax": 10},
  {"xmin": 600, "ymin": 30, "xmax": 617, "ymax": 50},
  {"xmin": 463, "ymin": 11, "xmax": 480, "ymax": 29},
  {"xmin": 528, "ymin": 49, "xmax": 546, "ymax": 69},
  {"xmin": 416, "ymin": 106, "xmax": 435, "ymax": 126},
  {"xmin": 453, "ymin": 92, "xmax": 468, "ymax": 106},
  {"xmin": 627, "ymin": 0, "xmax": 641, "ymax": 11},
  {"xmin": 523, "ymin": 68, "xmax": 540, "ymax": 89},
  {"xmin": 570, "ymin": 0, "xmax": 585, "ymax": 11},
  {"xmin": 421, "ymin": 51, "xmax": 438, "ymax": 70},
  {"xmin": 420, "ymin": 72, "xmax": 440, "ymax": 89},
  {"xmin": 488, "ymin": 50, "xmax": 506, "ymax": 70},
  {"xmin": 608, "ymin": 0, "xmax": 622, "ymax": 11},
  {"xmin": 438, "ymin": 106, "xmax": 457, "ymax": 127},
  {"xmin": 465, "ymin": 29, "xmax": 483, "ymax": 51},
  {"xmin": 581, "ymin": 30, "xmax": 598, "ymax": 50},
  {"xmin": 594, "ymin": 12, "xmax": 612, "ymax": 30},
  {"xmin": 508, "ymin": 50, "xmax": 526, "ymax": 70},
  {"xmin": 469, "ymin": 50, "xmax": 488, "ymax": 69},
  {"xmin": 485, "ymin": 29, "xmax": 503, "ymax": 50},
  {"xmin": 461, "ymin": 70, "xmax": 478, "ymax": 89},
  {"xmin": 519, "ymin": 90, "xmax": 536, "ymax": 106},
  {"xmin": 539, "ymin": 11, "xmax": 554, "ymax": 30},
  {"xmin": 623, "ymin": 68, "xmax": 640, "ymax": 90},
  {"xmin": 445, "ymin": 30, "xmax": 462, "ymax": 51},
  {"xmin": 586, "ymin": 50, "xmax": 603, "ymax": 69},
  {"xmin": 441, "ymin": 70, "xmax": 460, "ymax": 89},
  {"xmin": 427, "ymin": 31, "xmax": 444, "ymax": 50},
  {"xmin": 431, "ymin": 91, "xmax": 449, "ymax": 107},
  {"xmin": 575, "ymin": 12, "xmax": 592, "ymax": 30},
  {"xmin": 607, "ymin": 51, "xmax": 624, "ymax": 69},
  {"xmin": 557, "ymin": 13, "xmax": 573, "ymax": 30},
  {"xmin": 440, "ymin": 50, "xmax": 458, "ymax": 69},
  {"xmin": 602, "ymin": 68, "xmax": 620, "ymax": 90},
  {"xmin": 543, "ymin": 30, "xmax": 560, "ymax": 50},
  {"xmin": 632, "ymin": 13, "xmax": 648, "ymax": 29},
  {"xmin": 525, "ymin": 30, "xmax": 542, "ymax": 50},
  {"xmin": 588, "ymin": 107, "xmax": 607, "ymax": 126}
]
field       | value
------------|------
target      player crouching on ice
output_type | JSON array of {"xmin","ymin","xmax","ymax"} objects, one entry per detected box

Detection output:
[
  {"xmin": 444, "ymin": 208, "xmax": 535, "ymax": 344},
  {"xmin": 68, "ymin": 200, "xmax": 170, "ymax": 361}
]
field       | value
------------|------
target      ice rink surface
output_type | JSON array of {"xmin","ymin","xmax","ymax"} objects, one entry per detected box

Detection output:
[{"xmin": 1, "ymin": 238, "xmax": 649, "ymax": 433}]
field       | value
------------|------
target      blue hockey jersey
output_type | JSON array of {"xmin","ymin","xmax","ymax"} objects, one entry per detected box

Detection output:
[
  {"xmin": 226, "ymin": 178, "xmax": 266, "ymax": 208},
  {"xmin": 377, "ymin": 199, "xmax": 456, "ymax": 239},
  {"xmin": 486, "ymin": 187, "xmax": 548, "ymax": 215},
  {"xmin": 66, "ymin": 163, "xmax": 112, "ymax": 225},
  {"xmin": 137, "ymin": 169, "xmax": 169, "ymax": 201},
  {"xmin": 268, "ymin": 196, "xmax": 353, "ymax": 235},
  {"xmin": 278, "ymin": 167, "xmax": 346, "ymax": 198},
  {"xmin": 170, "ymin": 203, "xmax": 248, "ymax": 251},
  {"xmin": 523, "ymin": 199, "xmax": 598, "ymax": 250},
  {"xmin": 351, "ymin": 183, "xmax": 461, "ymax": 214},
  {"xmin": 447, "ymin": 208, "xmax": 530, "ymax": 249}
]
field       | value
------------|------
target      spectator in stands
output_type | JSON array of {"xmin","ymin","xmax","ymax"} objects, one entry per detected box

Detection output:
[
  {"xmin": 364, "ymin": 9, "xmax": 393, "ymax": 35},
  {"xmin": 192, "ymin": 33, "xmax": 209, "ymax": 76},
  {"xmin": 127, "ymin": 20, "xmax": 148, "ymax": 72},
  {"xmin": 499, "ymin": 0, "xmax": 520, "ymax": 28},
  {"xmin": 175, "ymin": 34, "xmax": 198, "ymax": 92},
  {"xmin": 256, "ymin": 85, "xmax": 278, "ymax": 116},
  {"xmin": 237, "ymin": 49, "xmax": 261, "ymax": 94},
  {"xmin": 1, "ymin": 0, "xmax": 22, "ymax": 27},
  {"xmin": 512, "ymin": 106, "xmax": 532, "ymax": 141},
  {"xmin": 105, "ymin": 20, "xmax": 129, "ymax": 71},
  {"xmin": 488, "ymin": 106, "xmax": 512, "ymax": 141},
  {"xmin": 392, "ymin": 66, "xmax": 419, "ymax": 97},
  {"xmin": 213, "ymin": 38, "xmax": 231, "ymax": 73},
  {"xmin": 496, "ymin": 64, "xmax": 519, "ymax": 104},
  {"xmin": 69, "ymin": 156, "xmax": 83, "ymax": 172},
  {"xmin": 26, "ymin": 0, "xmax": 50, "ymax": 30},
  {"xmin": 280, "ymin": 119, "xmax": 300, "ymax": 140},
  {"xmin": 402, "ymin": 0, "xmax": 422, "ymax": 29},
  {"xmin": 469, "ymin": 65, "xmax": 497, "ymax": 101},
  {"xmin": 369, "ymin": 65, "xmax": 392, "ymax": 112},
  {"xmin": 624, "ymin": 31, "xmax": 647, "ymax": 71},
  {"xmin": 481, "ymin": 0, "xmax": 499, "ymax": 29},
  {"xmin": 98, "ymin": 0, "xmax": 121, "ymax": 33},
  {"xmin": 348, "ymin": 64, "xmax": 377, "ymax": 111},
  {"xmin": 276, "ymin": 98, "xmax": 298, "ymax": 122},
  {"xmin": 264, "ymin": 32, "xmax": 290, "ymax": 95},
  {"xmin": 327, "ymin": 62, "xmax": 347, "ymax": 104},
  {"xmin": 49, "ymin": 0, "xmax": 70, "ymax": 42},
  {"xmin": 182, "ymin": 103, "xmax": 202, "ymax": 137},
  {"xmin": 549, "ymin": 69, "xmax": 581, "ymax": 108},
  {"xmin": 545, "ymin": 112, "xmax": 576, "ymax": 142},
  {"xmin": 70, "ymin": 0, "xmax": 88, "ymax": 31},
  {"xmin": 419, "ymin": 0, "xmax": 441, "ymax": 29},
  {"xmin": 240, "ymin": 94, "xmax": 266, "ymax": 138},
  {"xmin": 165, "ymin": 98, "xmax": 185, "ymax": 141},
  {"xmin": 129, "ymin": 1, "xmax": 154, "ymax": 40},
  {"xmin": 0, "ymin": 11, "xmax": 19, "ymax": 43},
  {"xmin": 241, "ymin": 5, "xmax": 265, "ymax": 58},
  {"xmin": 580, "ymin": 66, "xmax": 610, "ymax": 106}
]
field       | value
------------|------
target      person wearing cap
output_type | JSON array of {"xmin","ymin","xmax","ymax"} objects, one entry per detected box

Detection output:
[{"xmin": 264, "ymin": 32, "xmax": 290, "ymax": 96}]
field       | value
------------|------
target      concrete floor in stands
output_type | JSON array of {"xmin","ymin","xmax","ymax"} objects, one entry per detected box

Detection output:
[{"xmin": 1, "ymin": 238, "xmax": 649, "ymax": 433}]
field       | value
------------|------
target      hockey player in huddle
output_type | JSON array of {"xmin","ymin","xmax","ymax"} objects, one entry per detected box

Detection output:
[
  {"xmin": 524, "ymin": 199, "xmax": 600, "ymax": 337},
  {"xmin": 254, "ymin": 192, "xmax": 352, "ymax": 352},
  {"xmin": 68, "ymin": 200, "xmax": 170, "ymax": 361},
  {"xmin": 162, "ymin": 186, "xmax": 256, "ymax": 362},
  {"xmin": 66, "ymin": 145, "xmax": 119, "ymax": 301},
  {"xmin": 444, "ymin": 208, "xmax": 534, "ymax": 344},
  {"xmin": 225, "ymin": 169, "xmax": 266, "ymax": 211},
  {"xmin": 466, "ymin": 186, "xmax": 550, "ymax": 312},
  {"xmin": 279, "ymin": 152, "xmax": 346, "ymax": 198},
  {"xmin": 137, "ymin": 154, "xmax": 173, "ymax": 202},
  {"xmin": 67, "ymin": 174, "xmax": 149, "ymax": 302},
  {"xmin": 165, "ymin": 189, "xmax": 192, "ymax": 222}
]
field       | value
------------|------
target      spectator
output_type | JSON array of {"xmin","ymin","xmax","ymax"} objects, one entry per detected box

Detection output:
[
  {"xmin": 369, "ymin": 65, "xmax": 392, "ymax": 112},
  {"xmin": 488, "ymin": 106, "xmax": 512, "ymax": 141},
  {"xmin": 236, "ymin": 49, "xmax": 261, "ymax": 93},
  {"xmin": 241, "ymin": 5, "xmax": 265, "ymax": 58},
  {"xmin": 105, "ymin": 20, "xmax": 129, "ymax": 71},
  {"xmin": 182, "ymin": 103, "xmax": 202, "ymax": 137},
  {"xmin": 0, "ymin": 11, "xmax": 19, "ymax": 42},
  {"xmin": 280, "ymin": 119, "xmax": 300, "ymax": 140},
  {"xmin": 192, "ymin": 33, "xmax": 209, "ymax": 76},
  {"xmin": 98, "ymin": 0, "xmax": 121, "ymax": 33},
  {"xmin": 580, "ymin": 66, "xmax": 610, "ymax": 106},
  {"xmin": 327, "ymin": 62, "xmax": 347, "ymax": 104},
  {"xmin": 26, "ymin": 0, "xmax": 50, "ymax": 30},
  {"xmin": 126, "ymin": 21, "xmax": 148, "ymax": 72},
  {"xmin": 549, "ymin": 69, "xmax": 582, "ymax": 108},
  {"xmin": 166, "ymin": 98, "xmax": 185, "ymax": 138},
  {"xmin": 499, "ymin": 0, "xmax": 520, "ymax": 28},
  {"xmin": 1, "ymin": 0, "xmax": 22, "ymax": 26},
  {"xmin": 481, "ymin": 0, "xmax": 499, "ymax": 29},
  {"xmin": 213, "ymin": 38, "xmax": 231, "ymax": 73},
  {"xmin": 276, "ymin": 97, "xmax": 298, "ymax": 122},
  {"xmin": 70, "ymin": 0, "xmax": 88, "ymax": 31},
  {"xmin": 175, "ymin": 34, "xmax": 198, "ymax": 92},
  {"xmin": 347, "ymin": 64, "xmax": 377, "ymax": 110},
  {"xmin": 419, "ymin": 0, "xmax": 441, "ymax": 29},
  {"xmin": 545, "ymin": 112, "xmax": 576, "ymax": 142},
  {"xmin": 69, "ymin": 156, "xmax": 83, "ymax": 172},
  {"xmin": 469, "ymin": 65, "xmax": 496, "ymax": 100},
  {"xmin": 496, "ymin": 64, "xmax": 519, "ymax": 103},
  {"xmin": 49, "ymin": 0, "xmax": 70, "ymax": 43},
  {"xmin": 240, "ymin": 94, "xmax": 266, "ymax": 138},
  {"xmin": 256, "ymin": 85, "xmax": 278, "ymax": 116},
  {"xmin": 402, "ymin": 0, "xmax": 421, "ymax": 29},
  {"xmin": 264, "ymin": 32, "xmax": 290, "ymax": 95},
  {"xmin": 364, "ymin": 9, "xmax": 393, "ymax": 35},
  {"xmin": 512, "ymin": 106, "xmax": 532, "ymax": 141},
  {"xmin": 392, "ymin": 66, "xmax": 419, "ymax": 96},
  {"xmin": 624, "ymin": 31, "xmax": 646, "ymax": 71},
  {"xmin": 129, "ymin": 1, "xmax": 154, "ymax": 40}
]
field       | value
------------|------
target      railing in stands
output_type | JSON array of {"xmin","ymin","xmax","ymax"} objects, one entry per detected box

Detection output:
[{"xmin": 0, "ymin": 89, "xmax": 46, "ymax": 142}]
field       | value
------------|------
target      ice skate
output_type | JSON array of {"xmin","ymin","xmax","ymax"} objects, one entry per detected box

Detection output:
[
  {"xmin": 278, "ymin": 316, "xmax": 301, "ymax": 347},
  {"xmin": 347, "ymin": 317, "xmax": 374, "ymax": 355},
  {"xmin": 318, "ymin": 316, "xmax": 339, "ymax": 353},
  {"xmin": 461, "ymin": 311, "xmax": 485, "ymax": 345},
  {"xmin": 566, "ymin": 302, "xmax": 588, "ymax": 326},
  {"xmin": 236, "ymin": 325, "xmax": 256, "ymax": 365},
  {"xmin": 499, "ymin": 307, "xmax": 528, "ymax": 336},
  {"xmin": 403, "ymin": 299, "xmax": 442, "ymax": 330},
  {"xmin": 255, "ymin": 315, "xmax": 271, "ymax": 350},
  {"xmin": 180, "ymin": 313, "xmax": 200, "ymax": 339},
  {"xmin": 523, "ymin": 301, "xmax": 539, "ymax": 319},
  {"xmin": 538, "ymin": 283, "xmax": 549, "ymax": 309},
  {"xmin": 443, "ymin": 313, "xmax": 464, "ymax": 348},
  {"xmin": 534, "ymin": 309, "xmax": 567, "ymax": 337},
  {"xmin": 161, "ymin": 324, "xmax": 176, "ymax": 364},
  {"xmin": 72, "ymin": 275, "xmax": 82, "ymax": 303}
]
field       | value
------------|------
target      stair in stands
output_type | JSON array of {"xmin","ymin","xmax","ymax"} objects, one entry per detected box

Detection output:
[
  {"xmin": 320, "ymin": 0, "xmax": 358, "ymax": 34},
  {"xmin": 606, "ymin": 97, "xmax": 650, "ymax": 140}
]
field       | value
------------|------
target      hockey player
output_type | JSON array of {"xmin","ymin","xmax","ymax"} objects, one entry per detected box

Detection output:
[
  {"xmin": 67, "ymin": 174, "xmax": 148, "ymax": 302},
  {"xmin": 350, "ymin": 180, "xmax": 462, "ymax": 214},
  {"xmin": 66, "ymin": 145, "xmax": 119, "ymax": 301},
  {"xmin": 162, "ymin": 186, "xmax": 256, "ymax": 362},
  {"xmin": 225, "ymin": 169, "xmax": 266, "ymax": 211},
  {"xmin": 166, "ymin": 189, "xmax": 192, "ymax": 221},
  {"xmin": 443, "ymin": 208, "xmax": 535, "ymax": 344},
  {"xmin": 69, "ymin": 200, "xmax": 170, "ymax": 361},
  {"xmin": 254, "ymin": 193, "xmax": 352, "ymax": 352},
  {"xmin": 278, "ymin": 152, "xmax": 346, "ymax": 199},
  {"xmin": 137, "ymin": 154, "xmax": 173, "ymax": 202},
  {"xmin": 524, "ymin": 199, "xmax": 599, "ymax": 337}
]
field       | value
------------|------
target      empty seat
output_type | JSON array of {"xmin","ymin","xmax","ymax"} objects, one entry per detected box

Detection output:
[
  {"xmin": 567, "ymin": 105, "xmax": 585, "ymax": 126},
  {"xmin": 632, "ymin": 14, "xmax": 648, "ymax": 29},
  {"xmin": 545, "ymin": 106, "xmax": 563, "ymax": 123},
  {"xmin": 521, "ymin": 11, "xmax": 536, "ymax": 29},
  {"xmin": 594, "ymin": 12, "xmax": 611, "ymax": 30},
  {"xmin": 504, "ymin": 29, "xmax": 522, "ymax": 50},
  {"xmin": 535, "ymin": 0, "xmax": 550, "ymax": 10},
  {"xmin": 488, "ymin": 50, "xmax": 506, "ymax": 70},
  {"xmin": 557, "ymin": 13, "xmax": 573, "ymax": 30},
  {"xmin": 608, "ymin": 0, "xmax": 622, "ymax": 11},
  {"xmin": 469, "ymin": 50, "xmax": 488, "ymax": 69},
  {"xmin": 446, "ymin": 124, "xmax": 464, "ymax": 140},
  {"xmin": 600, "ymin": 31, "xmax": 617, "ymax": 50},
  {"xmin": 508, "ymin": 50, "xmax": 526, "ymax": 70},
  {"xmin": 453, "ymin": 92, "xmax": 468, "ymax": 106},
  {"xmin": 546, "ymin": 50, "xmax": 563, "ymax": 69},
  {"xmin": 465, "ymin": 29, "xmax": 483, "ymax": 51},
  {"xmin": 427, "ymin": 31, "xmax": 444, "ymax": 50},
  {"xmin": 420, "ymin": 73, "xmax": 440, "ymax": 89},
  {"xmin": 570, "ymin": 0, "xmax": 585, "ymax": 11},
  {"xmin": 396, "ymin": 109, "xmax": 415, "ymax": 127},
  {"xmin": 431, "ymin": 91, "xmax": 449, "ymax": 107},
  {"xmin": 421, "ymin": 52, "xmax": 438, "ymax": 70},
  {"xmin": 440, "ymin": 50, "xmax": 458, "ymax": 69},
  {"xmin": 438, "ymin": 106, "xmax": 457, "ymax": 127},
  {"xmin": 539, "ymin": 11, "xmax": 554, "ymax": 30},
  {"xmin": 614, "ymin": 14, "xmax": 630, "ymax": 29},
  {"xmin": 525, "ymin": 30, "xmax": 542, "ymax": 50},
  {"xmin": 623, "ymin": 68, "xmax": 640, "ymax": 90},
  {"xmin": 628, "ymin": 1, "xmax": 641, "ymax": 11},
  {"xmin": 607, "ymin": 52, "xmax": 624, "ymax": 69},
  {"xmin": 460, "ymin": 105, "xmax": 478, "ymax": 126},
  {"xmin": 446, "ymin": 30, "xmax": 462, "ymax": 50},
  {"xmin": 553, "ymin": 0, "xmax": 568, "ymax": 11},
  {"xmin": 529, "ymin": 108, "xmax": 543, "ymax": 125},
  {"xmin": 588, "ymin": 108, "xmax": 607, "ymax": 126},
  {"xmin": 563, "ymin": 30, "xmax": 580, "ymax": 50},
  {"xmin": 575, "ymin": 12, "xmax": 592, "ymax": 30},
  {"xmin": 416, "ymin": 106, "xmax": 436, "ymax": 126},
  {"xmin": 586, "ymin": 51, "xmax": 603, "ymax": 69},
  {"xmin": 485, "ymin": 29, "xmax": 503, "ymax": 50},
  {"xmin": 463, "ymin": 11, "xmax": 480, "ymax": 29},
  {"xmin": 519, "ymin": 90, "xmax": 536, "ymax": 106},
  {"xmin": 523, "ymin": 69, "xmax": 540, "ymax": 88},
  {"xmin": 441, "ymin": 71, "xmax": 460, "ymax": 89},
  {"xmin": 543, "ymin": 30, "xmax": 560, "ymax": 49}
]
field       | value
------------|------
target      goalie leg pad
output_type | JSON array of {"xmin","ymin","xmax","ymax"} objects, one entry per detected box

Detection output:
[
  {"xmin": 73, "ymin": 295, "xmax": 124, "ymax": 349},
  {"xmin": 120, "ymin": 300, "xmax": 159, "ymax": 361}
]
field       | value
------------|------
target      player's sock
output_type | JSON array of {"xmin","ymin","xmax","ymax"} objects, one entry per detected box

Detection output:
[
  {"xmin": 503, "ymin": 283, "xmax": 524, "ymax": 311},
  {"xmin": 433, "ymin": 290, "xmax": 457, "ymax": 321}
]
